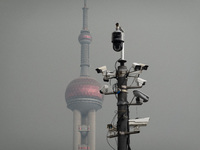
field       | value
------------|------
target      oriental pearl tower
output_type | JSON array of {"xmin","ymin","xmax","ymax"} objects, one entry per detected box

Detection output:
[{"xmin": 65, "ymin": 1, "xmax": 103, "ymax": 150}]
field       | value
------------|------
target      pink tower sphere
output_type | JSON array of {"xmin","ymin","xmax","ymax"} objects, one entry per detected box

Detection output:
[{"xmin": 65, "ymin": 76, "xmax": 103, "ymax": 112}]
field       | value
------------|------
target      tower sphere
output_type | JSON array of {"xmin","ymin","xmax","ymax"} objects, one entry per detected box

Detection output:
[
  {"xmin": 65, "ymin": 77, "xmax": 103, "ymax": 112},
  {"xmin": 79, "ymin": 30, "xmax": 92, "ymax": 44}
]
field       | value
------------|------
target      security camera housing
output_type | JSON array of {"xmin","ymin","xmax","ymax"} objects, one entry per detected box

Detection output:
[
  {"xmin": 129, "ymin": 117, "xmax": 150, "ymax": 127},
  {"xmin": 112, "ymin": 31, "xmax": 124, "ymax": 52},
  {"xmin": 96, "ymin": 66, "xmax": 107, "ymax": 73},
  {"xmin": 99, "ymin": 85, "xmax": 109, "ymax": 94},
  {"xmin": 133, "ymin": 90, "xmax": 149, "ymax": 102},
  {"xmin": 132, "ymin": 63, "xmax": 149, "ymax": 71},
  {"xmin": 132, "ymin": 62, "xmax": 141, "ymax": 71},
  {"xmin": 136, "ymin": 78, "xmax": 147, "ymax": 86}
]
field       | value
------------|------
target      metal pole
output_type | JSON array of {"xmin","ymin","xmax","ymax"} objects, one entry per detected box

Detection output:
[
  {"xmin": 96, "ymin": 23, "xmax": 150, "ymax": 150},
  {"xmin": 121, "ymin": 43, "xmax": 125, "ymax": 60},
  {"xmin": 117, "ymin": 60, "xmax": 129, "ymax": 150}
]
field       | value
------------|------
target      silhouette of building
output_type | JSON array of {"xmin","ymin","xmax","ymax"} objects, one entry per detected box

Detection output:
[{"xmin": 65, "ymin": 1, "xmax": 103, "ymax": 150}]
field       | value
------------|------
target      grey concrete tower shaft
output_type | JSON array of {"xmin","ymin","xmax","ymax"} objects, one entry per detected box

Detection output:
[{"xmin": 79, "ymin": 0, "xmax": 92, "ymax": 76}]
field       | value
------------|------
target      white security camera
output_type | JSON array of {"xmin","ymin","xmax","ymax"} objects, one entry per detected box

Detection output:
[
  {"xmin": 96, "ymin": 66, "xmax": 107, "ymax": 73},
  {"xmin": 105, "ymin": 71, "xmax": 116, "ymax": 78},
  {"xmin": 99, "ymin": 85, "xmax": 115, "ymax": 95},
  {"xmin": 99, "ymin": 85, "xmax": 109, "ymax": 94},
  {"xmin": 133, "ymin": 90, "xmax": 149, "ymax": 102},
  {"xmin": 103, "ymin": 71, "xmax": 116, "ymax": 82},
  {"xmin": 132, "ymin": 63, "xmax": 142, "ymax": 71},
  {"xmin": 129, "ymin": 117, "xmax": 150, "ymax": 127},
  {"xmin": 136, "ymin": 78, "xmax": 147, "ymax": 86},
  {"xmin": 132, "ymin": 63, "xmax": 149, "ymax": 71}
]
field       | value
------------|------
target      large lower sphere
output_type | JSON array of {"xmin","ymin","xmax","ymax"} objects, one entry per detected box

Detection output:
[{"xmin": 65, "ymin": 77, "xmax": 103, "ymax": 112}]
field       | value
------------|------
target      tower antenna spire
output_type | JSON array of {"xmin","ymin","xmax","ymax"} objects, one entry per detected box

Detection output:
[
  {"xmin": 82, "ymin": 0, "xmax": 88, "ymax": 30},
  {"xmin": 84, "ymin": 0, "xmax": 87, "ymax": 7},
  {"xmin": 78, "ymin": 0, "xmax": 92, "ymax": 76}
]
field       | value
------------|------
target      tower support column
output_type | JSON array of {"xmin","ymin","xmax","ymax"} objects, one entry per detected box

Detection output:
[
  {"xmin": 73, "ymin": 110, "xmax": 81, "ymax": 150},
  {"xmin": 88, "ymin": 110, "xmax": 96, "ymax": 150}
]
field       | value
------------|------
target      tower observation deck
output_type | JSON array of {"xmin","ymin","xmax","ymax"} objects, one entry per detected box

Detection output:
[{"xmin": 65, "ymin": 0, "xmax": 103, "ymax": 150}]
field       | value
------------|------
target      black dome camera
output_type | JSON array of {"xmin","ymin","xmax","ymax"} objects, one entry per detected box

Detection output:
[{"xmin": 112, "ymin": 31, "xmax": 124, "ymax": 52}]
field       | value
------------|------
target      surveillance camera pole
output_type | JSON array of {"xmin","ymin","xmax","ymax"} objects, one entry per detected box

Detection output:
[
  {"xmin": 117, "ymin": 59, "xmax": 129, "ymax": 150},
  {"xmin": 113, "ymin": 22, "xmax": 129, "ymax": 150},
  {"xmin": 121, "ymin": 44, "xmax": 125, "ymax": 60},
  {"xmin": 97, "ymin": 23, "xmax": 149, "ymax": 150}
]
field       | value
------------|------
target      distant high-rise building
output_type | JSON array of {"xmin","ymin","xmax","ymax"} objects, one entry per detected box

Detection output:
[{"xmin": 65, "ymin": 1, "xmax": 103, "ymax": 150}]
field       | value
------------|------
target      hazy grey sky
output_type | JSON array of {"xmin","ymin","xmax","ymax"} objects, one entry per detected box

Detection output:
[{"xmin": 0, "ymin": 0, "xmax": 200, "ymax": 150}]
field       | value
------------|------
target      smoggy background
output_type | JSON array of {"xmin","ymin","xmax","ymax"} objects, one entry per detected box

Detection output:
[{"xmin": 0, "ymin": 0, "xmax": 200, "ymax": 150}]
